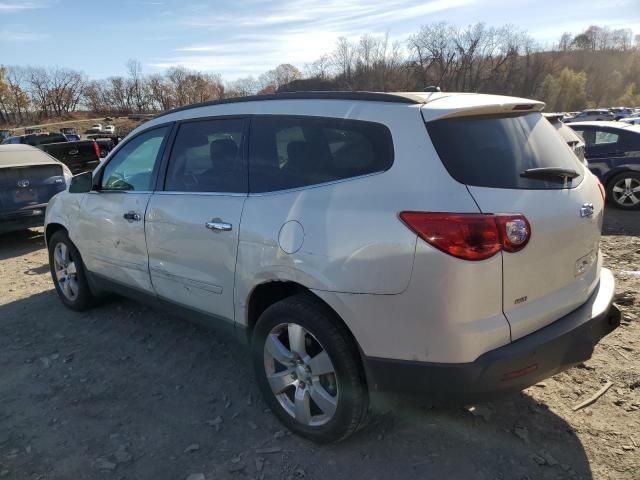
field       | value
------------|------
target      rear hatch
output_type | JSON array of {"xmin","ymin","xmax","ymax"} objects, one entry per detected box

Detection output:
[
  {"xmin": 424, "ymin": 106, "xmax": 604, "ymax": 340},
  {"xmin": 0, "ymin": 164, "xmax": 65, "ymax": 216}
]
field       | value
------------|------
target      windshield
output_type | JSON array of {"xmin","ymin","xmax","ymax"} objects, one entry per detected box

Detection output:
[{"xmin": 426, "ymin": 112, "xmax": 584, "ymax": 189}]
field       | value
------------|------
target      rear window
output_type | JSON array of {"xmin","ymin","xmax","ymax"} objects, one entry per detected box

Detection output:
[
  {"xmin": 249, "ymin": 115, "xmax": 393, "ymax": 193},
  {"xmin": 426, "ymin": 112, "xmax": 583, "ymax": 189}
]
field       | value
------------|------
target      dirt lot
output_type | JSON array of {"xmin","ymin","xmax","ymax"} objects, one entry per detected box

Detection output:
[{"xmin": 0, "ymin": 209, "xmax": 638, "ymax": 480}]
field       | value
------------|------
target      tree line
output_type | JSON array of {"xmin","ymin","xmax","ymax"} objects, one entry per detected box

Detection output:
[{"xmin": 1, "ymin": 23, "xmax": 639, "ymax": 125}]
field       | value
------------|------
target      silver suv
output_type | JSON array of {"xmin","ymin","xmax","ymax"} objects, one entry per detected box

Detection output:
[{"xmin": 45, "ymin": 92, "xmax": 620, "ymax": 442}]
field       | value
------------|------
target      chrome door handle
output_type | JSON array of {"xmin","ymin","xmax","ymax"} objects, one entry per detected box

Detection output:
[
  {"xmin": 205, "ymin": 219, "xmax": 232, "ymax": 232},
  {"xmin": 123, "ymin": 211, "xmax": 142, "ymax": 222}
]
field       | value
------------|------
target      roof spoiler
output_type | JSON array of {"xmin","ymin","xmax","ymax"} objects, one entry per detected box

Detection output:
[{"xmin": 422, "ymin": 95, "xmax": 545, "ymax": 122}]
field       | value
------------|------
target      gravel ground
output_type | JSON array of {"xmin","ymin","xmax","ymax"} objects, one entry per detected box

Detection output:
[{"xmin": 0, "ymin": 208, "xmax": 637, "ymax": 480}]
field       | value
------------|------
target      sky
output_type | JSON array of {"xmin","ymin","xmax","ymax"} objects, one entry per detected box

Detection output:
[{"xmin": 1, "ymin": 0, "xmax": 639, "ymax": 80}]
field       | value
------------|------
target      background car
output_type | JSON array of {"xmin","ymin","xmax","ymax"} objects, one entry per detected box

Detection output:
[
  {"xmin": 0, "ymin": 129, "xmax": 12, "ymax": 141},
  {"xmin": 544, "ymin": 113, "xmax": 586, "ymax": 163},
  {"xmin": 1, "ymin": 132, "xmax": 101, "ymax": 174},
  {"xmin": 620, "ymin": 116, "xmax": 640, "ymax": 125},
  {"xmin": 568, "ymin": 121, "xmax": 640, "ymax": 209},
  {"xmin": 0, "ymin": 144, "xmax": 71, "ymax": 234},
  {"xmin": 610, "ymin": 107, "xmax": 633, "ymax": 120},
  {"xmin": 89, "ymin": 123, "xmax": 103, "ymax": 132},
  {"xmin": 103, "ymin": 125, "xmax": 115, "ymax": 134},
  {"xmin": 60, "ymin": 127, "xmax": 80, "ymax": 141},
  {"xmin": 565, "ymin": 109, "xmax": 615, "ymax": 123}
]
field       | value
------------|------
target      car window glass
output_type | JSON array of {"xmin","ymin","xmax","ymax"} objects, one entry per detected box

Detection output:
[
  {"xmin": 165, "ymin": 118, "xmax": 246, "ymax": 193},
  {"xmin": 249, "ymin": 116, "xmax": 393, "ymax": 193},
  {"xmin": 594, "ymin": 131, "xmax": 619, "ymax": 145},
  {"xmin": 100, "ymin": 126, "xmax": 168, "ymax": 191},
  {"xmin": 426, "ymin": 112, "xmax": 583, "ymax": 190}
]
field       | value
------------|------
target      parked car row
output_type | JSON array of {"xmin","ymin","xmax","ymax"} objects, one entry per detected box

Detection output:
[{"xmin": 564, "ymin": 106, "xmax": 640, "ymax": 123}]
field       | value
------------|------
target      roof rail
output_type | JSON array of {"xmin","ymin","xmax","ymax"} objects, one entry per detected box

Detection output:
[{"xmin": 154, "ymin": 91, "xmax": 424, "ymax": 119}]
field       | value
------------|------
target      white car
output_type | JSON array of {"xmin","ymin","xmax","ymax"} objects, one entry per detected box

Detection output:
[
  {"xmin": 103, "ymin": 125, "xmax": 115, "ymax": 134},
  {"xmin": 564, "ymin": 109, "xmax": 614, "ymax": 123},
  {"xmin": 620, "ymin": 116, "xmax": 640, "ymax": 125},
  {"xmin": 44, "ymin": 92, "xmax": 619, "ymax": 442},
  {"xmin": 90, "ymin": 123, "xmax": 103, "ymax": 132}
]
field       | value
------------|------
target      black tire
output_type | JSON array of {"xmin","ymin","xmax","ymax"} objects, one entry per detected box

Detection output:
[
  {"xmin": 252, "ymin": 294, "xmax": 368, "ymax": 443},
  {"xmin": 48, "ymin": 230, "xmax": 95, "ymax": 311},
  {"xmin": 606, "ymin": 171, "xmax": 640, "ymax": 210}
]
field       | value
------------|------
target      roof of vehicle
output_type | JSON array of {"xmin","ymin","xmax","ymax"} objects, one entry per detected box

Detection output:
[
  {"xmin": 153, "ymin": 91, "xmax": 545, "ymax": 120},
  {"xmin": 567, "ymin": 121, "xmax": 640, "ymax": 134},
  {"xmin": 567, "ymin": 121, "xmax": 634, "ymax": 129},
  {"xmin": 0, "ymin": 144, "xmax": 59, "ymax": 168}
]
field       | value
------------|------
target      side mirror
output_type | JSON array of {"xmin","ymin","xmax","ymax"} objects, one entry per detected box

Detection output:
[{"xmin": 69, "ymin": 171, "xmax": 93, "ymax": 193}]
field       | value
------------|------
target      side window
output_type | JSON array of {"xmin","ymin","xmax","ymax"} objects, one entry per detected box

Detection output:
[
  {"xmin": 249, "ymin": 116, "xmax": 394, "ymax": 193},
  {"xmin": 100, "ymin": 126, "xmax": 168, "ymax": 191},
  {"xmin": 164, "ymin": 118, "xmax": 246, "ymax": 193},
  {"xmin": 594, "ymin": 130, "xmax": 619, "ymax": 146}
]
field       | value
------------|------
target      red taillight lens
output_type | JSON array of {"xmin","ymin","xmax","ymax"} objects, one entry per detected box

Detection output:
[
  {"xmin": 597, "ymin": 178, "xmax": 606, "ymax": 202},
  {"xmin": 399, "ymin": 212, "xmax": 501, "ymax": 261},
  {"xmin": 400, "ymin": 212, "xmax": 531, "ymax": 261},
  {"xmin": 92, "ymin": 140, "xmax": 100, "ymax": 158}
]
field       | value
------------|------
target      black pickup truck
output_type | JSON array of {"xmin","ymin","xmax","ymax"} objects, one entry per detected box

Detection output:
[{"xmin": 1, "ymin": 133, "xmax": 100, "ymax": 174}]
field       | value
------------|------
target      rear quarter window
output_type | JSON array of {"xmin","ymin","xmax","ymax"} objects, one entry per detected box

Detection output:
[
  {"xmin": 249, "ymin": 115, "xmax": 393, "ymax": 193},
  {"xmin": 426, "ymin": 112, "xmax": 584, "ymax": 190}
]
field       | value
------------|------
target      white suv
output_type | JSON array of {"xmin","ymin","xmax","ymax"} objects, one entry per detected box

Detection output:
[{"xmin": 45, "ymin": 92, "xmax": 620, "ymax": 442}]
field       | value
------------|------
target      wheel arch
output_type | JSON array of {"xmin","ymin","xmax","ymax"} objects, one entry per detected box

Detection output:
[
  {"xmin": 603, "ymin": 166, "xmax": 640, "ymax": 188},
  {"xmin": 245, "ymin": 281, "xmax": 367, "ymax": 377},
  {"xmin": 45, "ymin": 222, "xmax": 68, "ymax": 247}
]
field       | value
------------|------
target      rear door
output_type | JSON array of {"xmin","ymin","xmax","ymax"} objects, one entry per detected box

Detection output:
[
  {"xmin": 145, "ymin": 117, "xmax": 247, "ymax": 323},
  {"xmin": 74, "ymin": 125, "xmax": 170, "ymax": 293},
  {"xmin": 425, "ymin": 111, "xmax": 604, "ymax": 340}
]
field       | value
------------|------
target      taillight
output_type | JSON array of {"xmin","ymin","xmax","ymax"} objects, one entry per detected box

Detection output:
[
  {"xmin": 495, "ymin": 215, "xmax": 531, "ymax": 252},
  {"xmin": 597, "ymin": 178, "xmax": 606, "ymax": 202},
  {"xmin": 399, "ymin": 212, "xmax": 531, "ymax": 261},
  {"xmin": 92, "ymin": 140, "xmax": 100, "ymax": 158}
]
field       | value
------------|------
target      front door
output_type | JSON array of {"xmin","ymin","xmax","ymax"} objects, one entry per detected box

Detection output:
[
  {"xmin": 146, "ymin": 118, "xmax": 247, "ymax": 322},
  {"xmin": 74, "ymin": 125, "xmax": 171, "ymax": 293}
]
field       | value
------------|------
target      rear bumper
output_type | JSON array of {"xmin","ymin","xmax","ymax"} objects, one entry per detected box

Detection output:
[
  {"xmin": 0, "ymin": 206, "xmax": 46, "ymax": 234},
  {"xmin": 363, "ymin": 268, "xmax": 620, "ymax": 401}
]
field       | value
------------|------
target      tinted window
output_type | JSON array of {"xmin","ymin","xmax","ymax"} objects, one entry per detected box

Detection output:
[
  {"xmin": 100, "ymin": 126, "xmax": 168, "ymax": 191},
  {"xmin": 426, "ymin": 112, "xmax": 583, "ymax": 190},
  {"xmin": 249, "ymin": 116, "xmax": 393, "ymax": 193},
  {"xmin": 574, "ymin": 129, "xmax": 620, "ymax": 147},
  {"xmin": 165, "ymin": 119, "xmax": 246, "ymax": 193}
]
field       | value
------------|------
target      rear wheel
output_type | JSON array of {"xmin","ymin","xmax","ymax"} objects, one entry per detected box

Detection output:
[
  {"xmin": 252, "ymin": 294, "xmax": 368, "ymax": 443},
  {"xmin": 48, "ymin": 230, "xmax": 95, "ymax": 310},
  {"xmin": 607, "ymin": 172, "xmax": 640, "ymax": 210}
]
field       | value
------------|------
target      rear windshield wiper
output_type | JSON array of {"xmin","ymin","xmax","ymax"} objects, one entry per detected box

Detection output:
[{"xmin": 520, "ymin": 167, "xmax": 579, "ymax": 182}]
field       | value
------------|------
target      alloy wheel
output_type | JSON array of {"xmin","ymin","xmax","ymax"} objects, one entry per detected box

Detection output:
[
  {"xmin": 263, "ymin": 323, "xmax": 339, "ymax": 427},
  {"xmin": 612, "ymin": 177, "xmax": 640, "ymax": 207},
  {"xmin": 53, "ymin": 242, "xmax": 79, "ymax": 302}
]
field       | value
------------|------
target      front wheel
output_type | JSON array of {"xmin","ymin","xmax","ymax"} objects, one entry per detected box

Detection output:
[
  {"xmin": 252, "ymin": 294, "xmax": 368, "ymax": 443},
  {"xmin": 607, "ymin": 171, "xmax": 640, "ymax": 210},
  {"xmin": 48, "ymin": 230, "xmax": 95, "ymax": 310}
]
